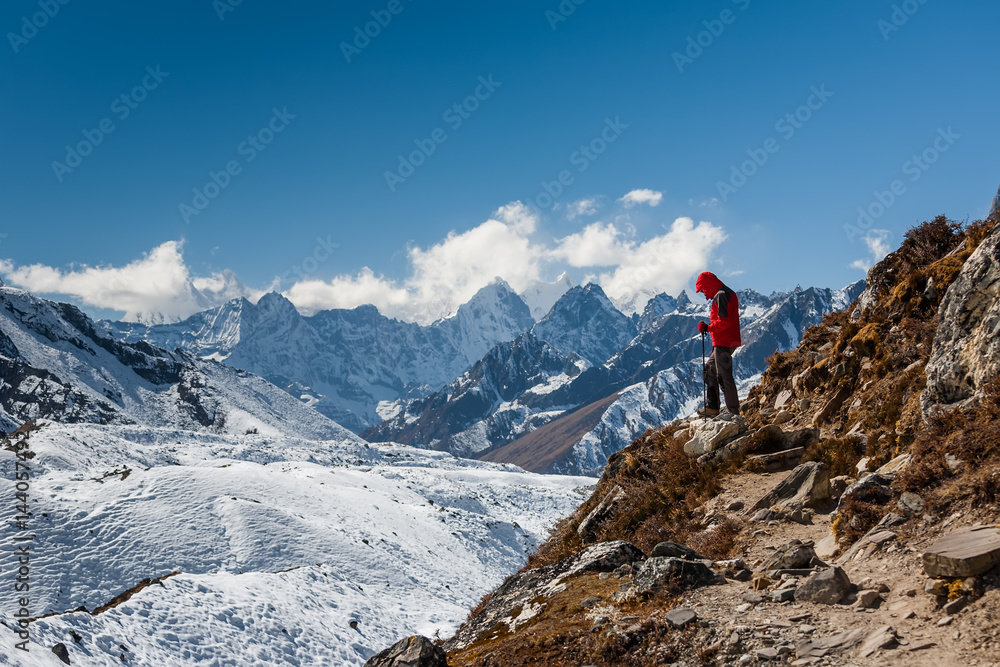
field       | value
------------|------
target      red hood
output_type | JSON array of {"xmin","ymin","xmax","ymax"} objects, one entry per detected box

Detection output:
[{"xmin": 695, "ymin": 272, "xmax": 724, "ymax": 299}]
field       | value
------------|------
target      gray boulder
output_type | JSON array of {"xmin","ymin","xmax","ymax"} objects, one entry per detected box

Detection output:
[
  {"xmin": 796, "ymin": 566, "xmax": 852, "ymax": 605},
  {"xmin": 650, "ymin": 541, "xmax": 705, "ymax": 560},
  {"xmin": 750, "ymin": 461, "xmax": 831, "ymax": 512},
  {"xmin": 633, "ymin": 557, "xmax": 720, "ymax": 594},
  {"xmin": 761, "ymin": 539, "xmax": 825, "ymax": 571},
  {"xmin": 364, "ymin": 636, "xmax": 447, "ymax": 667}
]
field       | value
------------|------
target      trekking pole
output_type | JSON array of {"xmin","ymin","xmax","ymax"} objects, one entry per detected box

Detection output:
[{"xmin": 701, "ymin": 331, "xmax": 707, "ymax": 414}]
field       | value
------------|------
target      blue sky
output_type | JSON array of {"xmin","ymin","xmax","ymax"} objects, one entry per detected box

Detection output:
[{"xmin": 1, "ymin": 0, "xmax": 997, "ymax": 323}]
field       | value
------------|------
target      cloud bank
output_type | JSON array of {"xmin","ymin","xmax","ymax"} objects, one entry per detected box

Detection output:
[{"xmin": 0, "ymin": 195, "xmax": 727, "ymax": 325}]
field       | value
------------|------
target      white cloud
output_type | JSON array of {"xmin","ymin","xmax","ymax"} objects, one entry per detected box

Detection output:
[
  {"xmin": 1, "ymin": 201, "xmax": 729, "ymax": 325},
  {"xmin": 0, "ymin": 241, "xmax": 259, "ymax": 324},
  {"xmin": 619, "ymin": 189, "xmax": 663, "ymax": 208},
  {"xmin": 850, "ymin": 229, "xmax": 893, "ymax": 272},
  {"xmin": 597, "ymin": 217, "xmax": 728, "ymax": 312},
  {"xmin": 566, "ymin": 198, "xmax": 599, "ymax": 220},
  {"xmin": 552, "ymin": 223, "xmax": 629, "ymax": 267},
  {"xmin": 288, "ymin": 203, "xmax": 546, "ymax": 323}
]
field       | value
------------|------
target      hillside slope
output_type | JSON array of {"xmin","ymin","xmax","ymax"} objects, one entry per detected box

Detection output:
[{"xmin": 392, "ymin": 213, "xmax": 1000, "ymax": 667}]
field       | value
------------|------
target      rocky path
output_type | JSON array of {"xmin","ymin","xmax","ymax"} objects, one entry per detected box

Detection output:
[{"xmin": 672, "ymin": 467, "xmax": 1000, "ymax": 666}]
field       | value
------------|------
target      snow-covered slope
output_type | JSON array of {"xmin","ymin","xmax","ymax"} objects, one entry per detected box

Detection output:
[
  {"xmin": 0, "ymin": 422, "xmax": 594, "ymax": 666},
  {"xmin": 103, "ymin": 280, "xmax": 536, "ymax": 433},
  {"xmin": 0, "ymin": 285, "xmax": 353, "ymax": 442}
]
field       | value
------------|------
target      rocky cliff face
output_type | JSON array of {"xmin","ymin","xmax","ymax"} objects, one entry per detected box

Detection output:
[{"xmin": 923, "ymin": 219, "xmax": 1000, "ymax": 413}]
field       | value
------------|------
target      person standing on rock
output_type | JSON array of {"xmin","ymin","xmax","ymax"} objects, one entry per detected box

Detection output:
[{"xmin": 695, "ymin": 271, "xmax": 741, "ymax": 417}]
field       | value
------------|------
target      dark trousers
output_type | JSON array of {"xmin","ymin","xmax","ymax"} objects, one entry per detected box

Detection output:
[{"xmin": 704, "ymin": 346, "xmax": 740, "ymax": 414}]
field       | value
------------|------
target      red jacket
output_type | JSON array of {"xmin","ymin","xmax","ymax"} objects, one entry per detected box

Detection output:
[{"xmin": 696, "ymin": 272, "xmax": 741, "ymax": 348}]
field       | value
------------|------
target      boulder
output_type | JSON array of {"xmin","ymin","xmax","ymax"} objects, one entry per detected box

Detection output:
[
  {"xmin": 633, "ymin": 557, "xmax": 720, "ymax": 594},
  {"xmin": 876, "ymin": 453, "xmax": 911, "ymax": 475},
  {"xmin": 683, "ymin": 418, "xmax": 744, "ymax": 457},
  {"xmin": 761, "ymin": 539, "xmax": 825, "ymax": 572},
  {"xmin": 774, "ymin": 389, "xmax": 793, "ymax": 410},
  {"xmin": 922, "ymin": 526, "xmax": 1000, "ymax": 578},
  {"xmin": 837, "ymin": 473, "xmax": 893, "ymax": 511},
  {"xmin": 922, "ymin": 220, "xmax": 1000, "ymax": 414},
  {"xmin": 364, "ymin": 636, "xmax": 448, "ymax": 667},
  {"xmin": 795, "ymin": 567, "xmax": 852, "ymax": 605},
  {"xmin": 649, "ymin": 541, "xmax": 704, "ymax": 560},
  {"xmin": 749, "ymin": 461, "xmax": 831, "ymax": 512}
]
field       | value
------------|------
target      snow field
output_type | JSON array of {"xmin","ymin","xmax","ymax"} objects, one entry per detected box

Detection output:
[{"xmin": 0, "ymin": 423, "xmax": 594, "ymax": 666}]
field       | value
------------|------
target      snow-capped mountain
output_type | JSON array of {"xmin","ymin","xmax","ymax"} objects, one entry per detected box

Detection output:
[
  {"xmin": 518, "ymin": 272, "xmax": 575, "ymax": 321},
  {"xmin": 370, "ymin": 281, "xmax": 865, "ymax": 475},
  {"xmin": 0, "ymin": 284, "xmax": 350, "ymax": 441},
  {"xmin": 102, "ymin": 279, "xmax": 535, "ymax": 432},
  {"xmin": 530, "ymin": 283, "xmax": 638, "ymax": 366}
]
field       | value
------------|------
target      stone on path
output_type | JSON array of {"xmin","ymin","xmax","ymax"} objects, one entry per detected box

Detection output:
[
  {"xmin": 795, "ymin": 567, "xmax": 852, "ymax": 605},
  {"xmin": 665, "ymin": 607, "xmax": 698, "ymax": 629},
  {"xmin": 749, "ymin": 461, "xmax": 831, "ymax": 512},
  {"xmin": 922, "ymin": 526, "xmax": 1000, "ymax": 578}
]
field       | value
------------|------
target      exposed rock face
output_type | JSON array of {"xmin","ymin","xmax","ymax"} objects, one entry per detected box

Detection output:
[
  {"xmin": 923, "ymin": 221, "xmax": 1000, "ymax": 414},
  {"xmin": 364, "ymin": 635, "xmax": 448, "ymax": 667},
  {"xmin": 444, "ymin": 541, "xmax": 644, "ymax": 652}
]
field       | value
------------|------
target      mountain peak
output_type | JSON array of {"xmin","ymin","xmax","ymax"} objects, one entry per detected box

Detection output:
[{"xmin": 519, "ymin": 273, "xmax": 577, "ymax": 321}]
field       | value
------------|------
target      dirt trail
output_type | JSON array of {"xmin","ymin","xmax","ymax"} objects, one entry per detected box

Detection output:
[{"xmin": 679, "ymin": 469, "xmax": 1000, "ymax": 666}]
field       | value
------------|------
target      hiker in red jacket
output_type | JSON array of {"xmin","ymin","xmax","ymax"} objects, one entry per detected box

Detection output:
[{"xmin": 695, "ymin": 271, "xmax": 741, "ymax": 417}]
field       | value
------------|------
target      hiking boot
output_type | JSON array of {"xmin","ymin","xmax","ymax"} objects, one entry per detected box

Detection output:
[{"xmin": 697, "ymin": 407, "xmax": 720, "ymax": 417}]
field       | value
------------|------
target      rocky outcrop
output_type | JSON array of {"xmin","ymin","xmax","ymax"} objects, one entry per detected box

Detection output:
[
  {"xmin": 443, "ymin": 541, "xmax": 644, "ymax": 652},
  {"xmin": 923, "ymin": 221, "xmax": 1000, "ymax": 413},
  {"xmin": 682, "ymin": 415, "xmax": 745, "ymax": 457},
  {"xmin": 364, "ymin": 635, "xmax": 448, "ymax": 667}
]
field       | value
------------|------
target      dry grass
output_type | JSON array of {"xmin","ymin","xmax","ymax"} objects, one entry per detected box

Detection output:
[{"xmin": 899, "ymin": 373, "xmax": 1000, "ymax": 513}]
